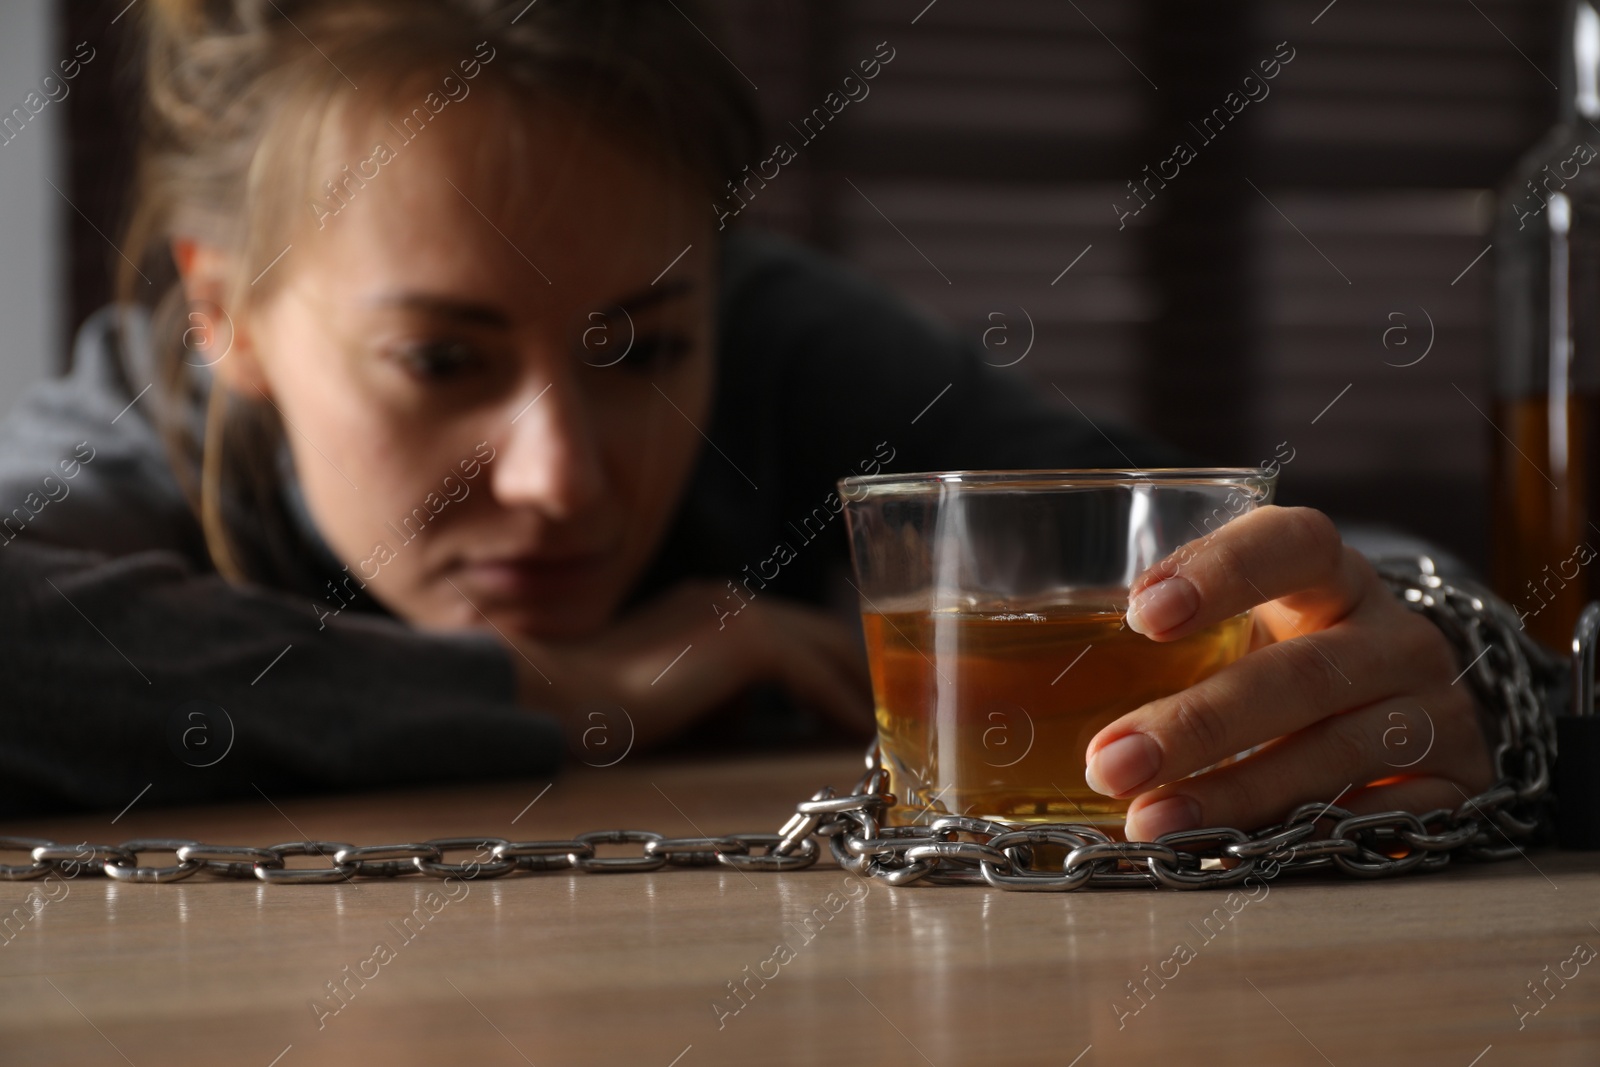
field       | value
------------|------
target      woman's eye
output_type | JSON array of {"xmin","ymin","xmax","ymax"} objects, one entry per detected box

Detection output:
[
  {"xmin": 614, "ymin": 334, "xmax": 692, "ymax": 373},
  {"xmin": 391, "ymin": 340, "xmax": 483, "ymax": 381}
]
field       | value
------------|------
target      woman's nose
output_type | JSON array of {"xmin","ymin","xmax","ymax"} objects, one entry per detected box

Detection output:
[{"xmin": 488, "ymin": 376, "xmax": 607, "ymax": 520}]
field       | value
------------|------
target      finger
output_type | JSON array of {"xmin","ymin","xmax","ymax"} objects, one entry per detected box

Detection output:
[
  {"xmin": 1125, "ymin": 506, "xmax": 1369, "ymax": 642},
  {"xmin": 621, "ymin": 645, "xmax": 754, "ymax": 746},
  {"xmin": 759, "ymin": 607, "xmax": 875, "ymax": 733},
  {"xmin": 725, "ymin": 601, "xmax": 874, "ymax": 732},
  {"xmin": 692, "ymin": 579, "xmax": 873, "ymax": 693},
  {"xmin": 731, "ymin": 611, "xmax": 872, "ymax": 732},
  {"xmin": 606, "ymin": 583, "xmax": 777, "ymax": 716},
  {"xmin": 770, "ymin": 642, "xmax": 876, "ymax": 736},
  {"xmin": 1119, "ymin": 693, "xmax": 1484, "ymax": 840},
  {"xmin": 1084, "ymin": 601, "xmax": 1455, "ymax": 797},
  {"xmin": 598, "ymin": 582, "xmax": 876, "ymax": 735},
  {"xmin": 758, "ymin": 600, "xmax": 873, "ymax": 692},
  {"xmin": 633, "ymin": 579, "xmax": 737, "ymax": 640}
]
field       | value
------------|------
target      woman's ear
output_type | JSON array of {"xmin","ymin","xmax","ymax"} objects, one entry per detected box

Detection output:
[{"xmin": 170, "ymin": 236, "xmax": 272, "ymax": 397}]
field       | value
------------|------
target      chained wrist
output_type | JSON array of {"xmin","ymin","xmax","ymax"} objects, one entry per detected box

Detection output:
[{"xmin": 1372, "ymin": 553, "xmax": 1560, "ymax": 844}]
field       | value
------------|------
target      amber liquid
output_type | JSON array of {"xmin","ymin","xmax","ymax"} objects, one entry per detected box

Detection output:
[
  {"xmin": 863, "ymin": 603, "xmax": 1254, "ymax": 831},
  {"xmin": 1491, "ymin": 394, "xmax": 1600, "ymax": 650}
]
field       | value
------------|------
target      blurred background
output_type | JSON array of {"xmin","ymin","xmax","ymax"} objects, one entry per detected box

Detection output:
[{"xmin": 0, "ymin": 0, "xmax": 1566, "ymax": 574}]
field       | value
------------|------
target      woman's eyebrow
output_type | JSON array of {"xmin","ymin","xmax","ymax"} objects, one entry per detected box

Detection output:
[
  {"xmin": 606, "ymin": 277, "xmax": 695, "ymax": 316},
  {"xmin": 369, "ymin": 294, "xmax": 512, "ymax": 328}
]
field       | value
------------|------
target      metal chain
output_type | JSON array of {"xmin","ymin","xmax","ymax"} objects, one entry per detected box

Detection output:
[{"xmin": 0, "ymin": 559, "xmax": 1566, "ymax": 891}]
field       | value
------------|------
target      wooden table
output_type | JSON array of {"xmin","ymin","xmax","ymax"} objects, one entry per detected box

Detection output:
[{"xmin": 1, "ymin": 748, "xmax": 1597, "ymax": 1066}]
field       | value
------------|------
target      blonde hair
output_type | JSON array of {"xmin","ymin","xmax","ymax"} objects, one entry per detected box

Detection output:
[{"xmin": 120, "ymin": 0, "xmax": 759, "ymax": 586}]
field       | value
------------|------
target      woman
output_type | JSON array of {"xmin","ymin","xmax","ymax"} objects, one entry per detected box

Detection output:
[{"xmin": 0, "ymin": 0, "xmax": 1500, "ymax": 839}]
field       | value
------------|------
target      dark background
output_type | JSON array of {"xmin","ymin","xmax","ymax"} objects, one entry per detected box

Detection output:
[{"xmin": 59, "ymin": 0, "xmax": 1565, "ymax": 576}]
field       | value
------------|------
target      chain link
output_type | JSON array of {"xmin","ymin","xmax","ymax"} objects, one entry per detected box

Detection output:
[
  {"xmin": 0, "ymin": 750, "xmax": 1555, "ymax": 890},
  {"xmin": 0, "ymin": 560, "xmax": 1566, "ymax": 891}
]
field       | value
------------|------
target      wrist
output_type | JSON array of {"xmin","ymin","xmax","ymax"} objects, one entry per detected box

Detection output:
[{"xmin": 1373, "ymin": 553, "xmax": 1560, "ymax": 837}]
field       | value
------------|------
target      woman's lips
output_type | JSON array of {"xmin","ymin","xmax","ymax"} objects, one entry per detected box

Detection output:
[{"xmin": 456, "ymin": 553, "xmax": 609, "ymax": 600}]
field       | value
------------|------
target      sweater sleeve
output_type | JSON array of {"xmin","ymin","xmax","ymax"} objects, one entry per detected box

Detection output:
[
  {"xmin": 0, "ymin": 540, "xmax": 559, "ymax": 817},
  {"xmin": 0, "ymin": 309, "xmax": 563, "ymax": 816}
]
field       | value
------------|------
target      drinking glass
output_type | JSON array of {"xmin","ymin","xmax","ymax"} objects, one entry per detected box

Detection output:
[{"xmin": 838, "ymin": 468, "xmax": 1277, "ymax": 830}]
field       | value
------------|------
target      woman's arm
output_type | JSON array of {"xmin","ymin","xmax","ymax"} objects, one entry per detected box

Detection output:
[{"xmin": 0, "ymin": 538, "xmax": 561, "ymax": 816}]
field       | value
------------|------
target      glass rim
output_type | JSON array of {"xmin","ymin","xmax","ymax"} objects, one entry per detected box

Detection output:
[{"xmin": 837, "ymin": 467, "xmax": 1278, "ymax": 495}]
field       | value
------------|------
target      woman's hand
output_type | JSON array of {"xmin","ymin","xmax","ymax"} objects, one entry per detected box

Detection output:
[
  {"xmin": 504, "ymin": 580, "xmax": 876, "ymax": 755},
  {"xmin": 1083, "ymin": 505, "xmax": 1497, "ymax": 841}
]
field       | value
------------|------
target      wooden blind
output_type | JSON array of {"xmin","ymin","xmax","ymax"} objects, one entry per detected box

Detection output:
[{"xmin": 714, "ymin": 0, "xmax": 1563, "ymax": 574}]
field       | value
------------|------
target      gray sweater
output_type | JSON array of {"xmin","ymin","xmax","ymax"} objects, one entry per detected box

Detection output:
[{"xmin": 0, "ymin": 229, "xmax": 1448, "ymax": 816}]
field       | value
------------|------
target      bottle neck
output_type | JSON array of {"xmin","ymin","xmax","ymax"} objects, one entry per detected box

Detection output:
[{"xmin": 1563, "ymin": 0, "xmax": 1600, "ymax": 124}]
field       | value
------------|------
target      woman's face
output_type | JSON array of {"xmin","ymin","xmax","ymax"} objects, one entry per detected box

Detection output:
[{"xmin": 220, "ymin": 94, "xmax": 715, "ymax": 639}]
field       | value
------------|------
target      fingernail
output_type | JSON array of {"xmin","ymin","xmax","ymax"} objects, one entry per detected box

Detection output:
[
  {"xmin": 1130, "ymin": 795, "xmax": 1200, "ymax": 840},
  {"xmin": 1126, "ymin": 576, "xmax": 1198, "ymax": 636},
  {"xmin": 1084, "ymin": 732, "xmax": 1161, "ymax": 796}
]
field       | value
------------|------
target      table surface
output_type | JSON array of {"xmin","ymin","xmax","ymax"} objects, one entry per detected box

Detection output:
[{"xmin": 1, "ymin": 747, "xmax": 1597, "ymax": 1067}]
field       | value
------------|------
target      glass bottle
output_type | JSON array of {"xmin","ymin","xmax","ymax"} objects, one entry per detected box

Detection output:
[{"xmin": 1492, "ymin": 0, "xmax": 1600, "ymax": 649}]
